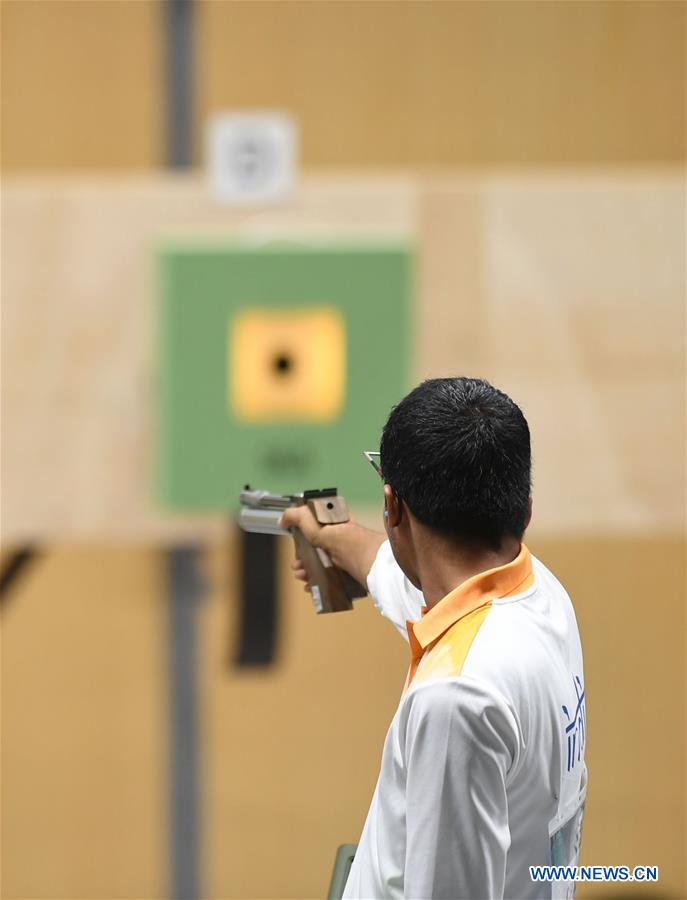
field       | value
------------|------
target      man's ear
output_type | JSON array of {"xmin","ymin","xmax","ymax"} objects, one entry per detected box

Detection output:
[
  {"xmin": 384, "ymin": 484, "xmax": 403, "ymax": 528},
  {"xmin": 524, "ymin": 495, "xmax": 533, "ymax": 530}
]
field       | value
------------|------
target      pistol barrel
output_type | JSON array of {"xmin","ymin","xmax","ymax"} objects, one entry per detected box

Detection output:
[
  {"xmin": 239, "ymin": 489, "xmax": 293, "ymax": 509},
  {"xmin": 238, "ymin": 507, "xmax": 289, "ymax": 535}
]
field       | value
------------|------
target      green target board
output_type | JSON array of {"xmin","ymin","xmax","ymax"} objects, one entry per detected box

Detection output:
[{"xmin": 156, "ymin": 240, "xmax": 412, "ymax": 509}]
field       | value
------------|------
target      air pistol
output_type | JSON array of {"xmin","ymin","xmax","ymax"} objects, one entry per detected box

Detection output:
[{"xmin": 239, "ymin": 487, "xmax": 368, "ymax": 614}]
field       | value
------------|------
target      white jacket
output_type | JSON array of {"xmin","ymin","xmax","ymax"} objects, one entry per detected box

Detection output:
[{"xmin": 343, "ymin": 542, "xmax": 587, "ymax": 900}]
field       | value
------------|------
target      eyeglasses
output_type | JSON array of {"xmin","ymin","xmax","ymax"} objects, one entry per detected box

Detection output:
[
  {"xmin": 363, "ymin": 450, "xmax": 383, "ymax": 479},
  {"xmin": 363, "ymin": 450, "xmax": 403, "ymax": 510}
]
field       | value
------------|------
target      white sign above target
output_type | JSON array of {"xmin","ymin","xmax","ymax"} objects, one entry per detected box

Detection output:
[{"xmin": 206, "ymin": 111, "xmax": 298, "ymax": 205}]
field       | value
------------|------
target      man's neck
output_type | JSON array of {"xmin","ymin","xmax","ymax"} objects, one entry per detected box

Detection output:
[{"xmin": 416, "ymin": 535, "xmax": 522, "ymax": 610}]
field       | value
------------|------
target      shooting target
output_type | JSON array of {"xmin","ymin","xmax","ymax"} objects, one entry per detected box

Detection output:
[
  {"xmin": 156, "ymin": 241, "xmax": 411, "ymax": 508},
  {"xmin": 229, "ymin": 307, "xmax": 346, "ymax": 422}
]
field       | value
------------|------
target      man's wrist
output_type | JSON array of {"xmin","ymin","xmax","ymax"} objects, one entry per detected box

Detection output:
[{"xmin": 315, "ymin": 519, "xmax": 385, "ymax": 589}]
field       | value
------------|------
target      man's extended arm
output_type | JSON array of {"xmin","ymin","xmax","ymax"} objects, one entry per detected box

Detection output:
[
  {"xmin": 278, "ymin": 505, "xmax": 385, "ymax": 589},
  {"xmin": 280, "ymin": 505, "xmax": 426, "ymax": 637}
]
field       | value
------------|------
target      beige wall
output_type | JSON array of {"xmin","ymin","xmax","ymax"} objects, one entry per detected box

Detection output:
[
  {"xmin": 2, "ymin": 1, "xmax": 685, "ymax": 170},
  {"xmin": 1, "ymin": 547, "xmax": 167, "ymax": 899},
  {"xmin": 0, "ymin": 0, "xmax": 163, "ymax": 170},
  {"xmin": 198, "ymin": 0, "xmax": 686, "ymax": 167}
]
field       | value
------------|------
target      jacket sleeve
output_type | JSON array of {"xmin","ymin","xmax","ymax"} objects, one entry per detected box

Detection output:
[
  {"xmin": 365, "ymin": 539, "xmax": 425, "ymax": 641},
  {"xmin": 402, "ymin": 677, "xmax": 521, "ymax": 899}
]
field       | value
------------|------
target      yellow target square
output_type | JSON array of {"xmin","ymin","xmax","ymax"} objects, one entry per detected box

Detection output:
[{"xmin": 229, "ymin": 307, "xmax": 346, "ymax": 422}]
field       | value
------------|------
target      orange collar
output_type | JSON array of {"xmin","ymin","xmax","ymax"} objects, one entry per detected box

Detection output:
[{"xmin": 407, "ymin": 544, "xmax": 533, "ymax": 653}]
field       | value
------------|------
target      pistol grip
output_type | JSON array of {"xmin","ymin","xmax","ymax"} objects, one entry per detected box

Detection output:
[{"xmin": 291, "ymin": 527, "xmax": 353, "ymax": 614}]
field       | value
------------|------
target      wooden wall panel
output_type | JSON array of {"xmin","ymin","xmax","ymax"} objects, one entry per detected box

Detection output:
[
  {"xmin": 0, "ymin": 0, "xmax": 162, "ymax": 170},
  {"xmin": 198, "ymin": 1, "xmax": 686, "ymax": 167},
  {"xmin": 532, "ymin": 536, "xmax": 686, "ymax": 898},
  {"xmin": 418, "ymin": 174, "xmax": 686, "ymax": 533},
  {"xmin": 0, "ymin": 547, "xmax": 167, "ymax": 899},
  {"xmin": 2, "ymin": 1, "xmax": 684, "ymax": 171}
]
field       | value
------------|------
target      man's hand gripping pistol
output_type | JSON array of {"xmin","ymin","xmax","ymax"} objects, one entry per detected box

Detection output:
[{"xmin": 239, "ymin": 487, "xmax": 368, "ymax": 614}]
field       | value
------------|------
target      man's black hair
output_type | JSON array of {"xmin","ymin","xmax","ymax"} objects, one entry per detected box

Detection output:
[{"xmin": 380, "ymin": 377, "xmax": 531, "ymax": 548}]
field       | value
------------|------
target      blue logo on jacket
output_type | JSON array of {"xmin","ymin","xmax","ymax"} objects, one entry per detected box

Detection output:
[{"xmin": 562, "ymin": 675, "xmax": 586, "ymax": 772}]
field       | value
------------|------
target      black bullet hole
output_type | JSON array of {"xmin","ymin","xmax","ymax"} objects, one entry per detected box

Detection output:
[{"xmin": 273, "ymin": 353, "xmax": 293, "ymax": 375}]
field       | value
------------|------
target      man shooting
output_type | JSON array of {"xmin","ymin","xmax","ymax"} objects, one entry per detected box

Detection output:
[{"xmin": 280, "ymin": 377, "xmax": 587, "ymax": 900}]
